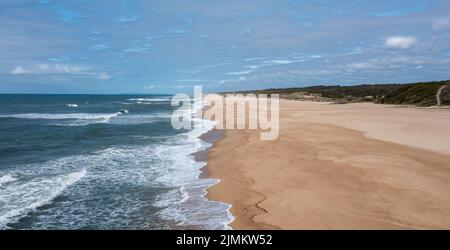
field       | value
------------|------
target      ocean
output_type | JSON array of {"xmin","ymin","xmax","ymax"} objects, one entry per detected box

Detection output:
[{"xmin": 0, "ymin": 94, "xmax": 233, "ymax": 229}]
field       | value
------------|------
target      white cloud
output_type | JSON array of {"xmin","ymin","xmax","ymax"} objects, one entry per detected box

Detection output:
[
  {"xmin": 10, "ymin": 64, "xmax": 91, "ymax": 75},
  {"xmin": 10, "ymin": 66, "xmax": 27, "ymax": 75},
  {"xmin": 176, "ymin": 79, "xmax": 209, "ymax": 82},
  {"xmin": 264, "ymin": 59, "xmax": 294, "ymax": 64},
  {"xmin": 37, "ymin": 64, "xmax": 89, "ymax": 74},
  {"xmin": 98, "ymin": 72, "xmax": 110, "ymax": 80},
  {"xmin": 243, "ymin": 55, "xmax": 323, "ymax": 71},
  {"xmin": 433, "ymin": 18, "xmax": 450, "ymax": 31},
  {"xmin": 226, "ymin": 70, "xmax": 256, "ymax": 75},
  {"xmin": 91, "ymin": 44, "xmax": 110, "ymax": 50},
  {"xmin": 349, "ymin": 62, "xmax": 374, "ymax": 70},
  {"xmin": 9, "ymin": 64, "xmax": 111, "ymax": 80},
  {"xmin": 116, "ymin": 15, "xmax": 139, "ymax": 23},
  {"xmin": 385, "ymin": 36, "xmax": 417, "ymax": 49}
]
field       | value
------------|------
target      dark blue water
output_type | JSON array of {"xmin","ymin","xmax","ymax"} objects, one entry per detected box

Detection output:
[{"xmin": 0, "ymin": 94, "xmax": 232, "ymax": 229}]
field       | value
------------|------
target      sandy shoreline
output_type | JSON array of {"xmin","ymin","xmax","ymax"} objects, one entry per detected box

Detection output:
[{"xmin": 205, "ymin": 100, "xmax": 450, "ymax": 229}]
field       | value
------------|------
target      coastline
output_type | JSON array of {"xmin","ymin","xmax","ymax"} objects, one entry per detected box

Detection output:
[
  {"xmin": 193, "ymin": 129, "xmax": 224, "ymax": 178},
  {"xmin": 191, "ymin": 112, "xmax": 235, "ymax": 229},
  {"xmin": 204, "ymin": 100, "xmax": 450, "ymax": 229},
  {"xmin": 204, "ymin": 128, "xmax": 279, "ymax": 229}
]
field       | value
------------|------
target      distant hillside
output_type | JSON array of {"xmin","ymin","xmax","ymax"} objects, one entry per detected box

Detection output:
[{"xmin": 231, "ymin": 80, "xmax": 450, "ymax": 107}]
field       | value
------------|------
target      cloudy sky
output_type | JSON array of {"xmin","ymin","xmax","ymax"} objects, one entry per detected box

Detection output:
[{"xmin": 1, "ymin": 0, "xmax": 450, "ymax": 94}]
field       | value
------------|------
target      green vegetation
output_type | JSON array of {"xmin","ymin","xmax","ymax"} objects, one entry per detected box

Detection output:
[
  {"xmin": 231, "ymin": 80, "xmax": 450, "ymax": 107},
  {"xmin": 380, "ymin": 82, "xmax": 442, "ymax": 106},
  {"xmin": 441, "ymin": 85, "xmax": 450, "ymax": 106}
]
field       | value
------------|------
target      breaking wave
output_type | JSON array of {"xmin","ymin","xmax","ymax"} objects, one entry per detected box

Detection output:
[{"xmin": 0, "ymin": 169, "xmax": 87, "ymax": 229}]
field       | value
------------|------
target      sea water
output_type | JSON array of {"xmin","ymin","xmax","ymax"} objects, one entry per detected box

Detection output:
[{"xmin": 0, "ymin": 94, "xmax": 233, "ymax": 229}]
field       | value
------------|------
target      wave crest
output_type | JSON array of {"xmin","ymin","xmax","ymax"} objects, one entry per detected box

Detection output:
[
  {"xmin": 0, "ymin": 174, "xmax": 16, "ymax": 187},
  {"xmin": 0, "ymin": 169, "xmax": 87, "ymax": 229}
]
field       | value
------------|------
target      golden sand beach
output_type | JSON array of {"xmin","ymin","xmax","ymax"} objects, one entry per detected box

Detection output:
[{"xmin": 205, "ymin": 101, "xmax": 450, "ymax": 229}]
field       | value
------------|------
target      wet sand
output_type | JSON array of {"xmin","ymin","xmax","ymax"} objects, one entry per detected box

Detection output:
[
  {"xmin": 193, "ymin": 129, "xmax": 224, "ymax": 179},
  {"xmin": 206, "ymin": 101, "xmax": 450, "ymax": 229}
]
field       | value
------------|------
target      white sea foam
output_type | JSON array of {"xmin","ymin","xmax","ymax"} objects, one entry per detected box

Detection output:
[
  {"xmin": 0, "ymin": 138, "xmax": 217, "ymax": 229},
  {"xmin": 92, "ymin": 113, "xmax": 171, "ymax": 125},
  {"xmin": 0, "ymin": 98, "xmax": 233, "ymax": 229},
  {"xmin": 119, "ymin": 109, "xmax": 129, "ymax": 114},
  {"xmin": 129, "ymin": 97, "xmax": 171, "ymax": 102},
  {"xmin": 0, "ymin": 112, "xmax": 125, "ymax": 126},
  {"xmin": 153, "ymin": 99, "xmax": 234, "ymax": 229},
  {"xmin": 66, "ymin": 104, "xmax": 78, "ymax": 107},
  {"xmin": 0, "ymin": 111, "xmax": 173, "ymax": 126},
  {"xmin": 0, "ymin": 168, "xmax": 87, "ymax": 229},
  {"xmin": 0, "ymin": 127, "xmax": 232, "ymax": 229},
  {"xmin": 0, "ymin": 174, "xmax": 16, "ymax": 187},
  {"xmin": 0, "ymin": 113, "xmax": 120, "ymax": 121}
]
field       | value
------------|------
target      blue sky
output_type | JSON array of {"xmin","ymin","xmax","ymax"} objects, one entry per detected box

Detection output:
[{"xmin": 1, "ymin": 0, "xmax": 450, "ymax": 94}]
